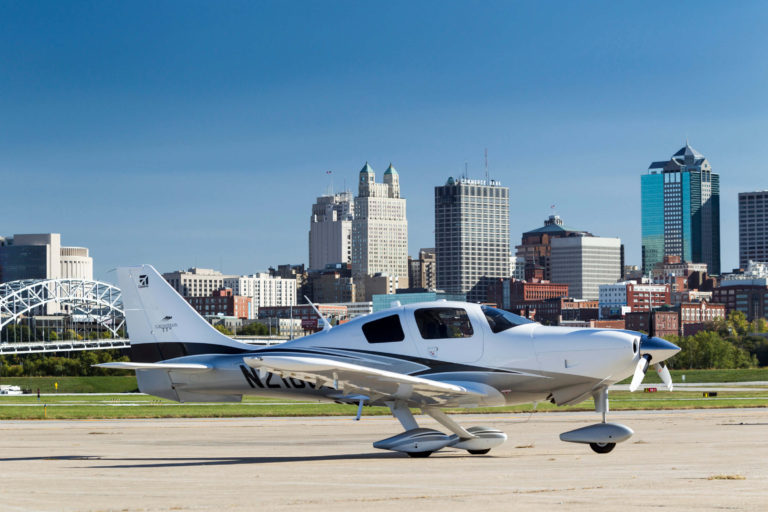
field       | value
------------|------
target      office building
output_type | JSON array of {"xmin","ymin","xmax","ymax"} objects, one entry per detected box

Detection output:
[
  {"xmin": 187, "ymin": 288, "xmax": 252, "ymax": 320},
  {"xmin": 515, "ymin": 215, "xmax": 592, "ymax": 281},
  {"xmin": 351, "ymin": 163, "xmax": 409, "ymax": 297},
  {"xmin": 550, "ymin": 236, "xmax": 621, "ymax": 300},
  {"xmin": 713, "ymin": 261, "xmax": 768, "ymax": 321},
  {"xmin": 408, "ymin": 248, "xmax": 437, "ymax": 290},
  {"xmin": 163, "ymin": 268, "xmax": 230, "ymax": 298},
  {"xmin": 0, "ymin": 233, "xmax": 93, "ymax": 283},
  {"xmin": 306, "ymin": 263, "xmax": 356, "ymax": 304},
  {"xmin": 435, "ymin": 176, "xmax": 510, "ymax": 302},
  {"xmin": 309, "ymin": 192, "xmax": 354, "ymax": 271},
  {"xmin": 739, "ymin": 191, "xmax": 768, "ymax": 269},
  {"xmin": 163, "ymin": 268, "xmax": 297, "ymax": 314},
  {"xmin": 223, "ymin": 273, "xmax": 297, "ymax": 310},
  {"xmin": 641, "ymin": 142, "xmax": 721, "ymax": 275},
  {"xmin": 598, "ymin": 281, "xmax": 670, "ymax": 319},
  {"xmin": 487, "ymin": 278, "xmax": 568, "ymax": 311}
]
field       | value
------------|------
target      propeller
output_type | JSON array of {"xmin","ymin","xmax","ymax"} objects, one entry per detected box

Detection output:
[
  {"xmin": 654, "ymin": 361, "xmax": 673, "ymax": 391},
  {"xmin": 629, "ymin": 354, "xmax": 651, "ymax": 392},
  {"xmin": 629, "ymin": 336, "xmax": 679, "ymax": 392}
]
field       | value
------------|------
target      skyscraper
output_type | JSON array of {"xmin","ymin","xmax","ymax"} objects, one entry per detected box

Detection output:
[
  {"xmin": 435, "ymin": 176, "xmax": 510, "ymax": 302},
  {"xmin": 515, "ymin": 215, "xmax": 592, "ymax": 281},
  {"xmin": 738, "ymin": 191, "xmax": 768, "ymax": 269},
  {"xmin": 550, "ymin": 236, "xmax": 622, "ymax": 300},
  {"xmin": 308, "ymin": 191, "xmax": 354, "ymax": 271},
  {"xmin": 351, "ymin": 163, "xmax": 408, "ymax": 296},
  {"xmin": 641, "ymin": 142, "xmax": 720, "ymax": 275}
]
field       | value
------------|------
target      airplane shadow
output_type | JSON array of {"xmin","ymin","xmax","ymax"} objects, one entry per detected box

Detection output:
[{"xmin": 0, "ymin": 451, "xmax": 414, "ymax": 468}]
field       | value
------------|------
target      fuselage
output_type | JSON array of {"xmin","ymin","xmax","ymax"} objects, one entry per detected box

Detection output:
[{"xmin": 136, "ymin": 301, "xmax": 662, "ymax": 408}]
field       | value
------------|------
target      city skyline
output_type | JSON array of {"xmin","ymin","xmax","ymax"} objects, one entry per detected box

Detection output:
[{"xmin": 2, "ymin": 2, "xmax": 767, "ymax": 281}]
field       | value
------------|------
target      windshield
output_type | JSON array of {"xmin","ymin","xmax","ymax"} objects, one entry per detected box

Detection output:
[{"xmin": 481, "ymin": 305, "xmax": 535, "ymax": 333}]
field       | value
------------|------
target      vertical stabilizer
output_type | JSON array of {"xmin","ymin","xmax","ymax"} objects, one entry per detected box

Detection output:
[{"xmin": 117, "ymin": 265, "xmax": 252, "ymax": 362}]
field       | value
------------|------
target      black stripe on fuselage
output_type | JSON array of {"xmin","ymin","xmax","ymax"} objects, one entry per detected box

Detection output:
[{"xmin": 131, "ymin": 342, "xmax": 521, "ymax": 376}]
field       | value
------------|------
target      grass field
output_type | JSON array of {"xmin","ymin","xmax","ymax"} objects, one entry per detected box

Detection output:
[
  {"xmin": 1, "ymin": 369, "xmax": 766, "ymax": 420},
  {"xmin": 2, "ymin": 367, "xmax": 767, "ymax": 395},
  {"xmin": 0, "ymin": 389, "xmax": 766, "ymax": 420},
  {"xmin": 0, "ymin": 376, "xmax": 138, "ymax": 393}
]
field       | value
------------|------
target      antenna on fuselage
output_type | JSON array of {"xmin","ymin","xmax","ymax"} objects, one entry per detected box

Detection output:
[{"xmin": 304, "ymin": 296, "xmax": 332, "ymax": 332}]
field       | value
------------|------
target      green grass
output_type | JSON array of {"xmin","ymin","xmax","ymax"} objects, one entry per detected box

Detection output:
[
  {"xmin": 0, "ymin": 376, "xmax": 138, "ymax": 393},
  {"xmin": 617, "ymin": 368, "xmax": 768, "ymax": 385},
  {"xmin": 0, "ymin": 369, "xmax": 766, "ymax": 421},
  {"xmin": 2, "ymin": 368, "xmax": 765, "ymax": 397},
  {"xmin": 0, "ymin": 390, "xmax": 765, "ymax": 420}
]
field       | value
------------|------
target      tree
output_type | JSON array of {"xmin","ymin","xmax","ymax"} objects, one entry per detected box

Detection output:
[
  {"xmin": 237, "ymin": 322, "xmax": 269, "ymax": 336},
  {"xmin": 727, "ymin": 310, "xmax": 750, "ymax": 337},
  {"xmin": 671, "ymin": 331, "xmax": 757, "ymax": 369},
  {"xmin": 214, "ymin": 324, "xmax": 233, "ymax": 336}
]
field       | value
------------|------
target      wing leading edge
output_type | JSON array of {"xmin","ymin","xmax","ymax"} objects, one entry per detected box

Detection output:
[{"xmin": 242, "ymin": 354, "xmax": 504, "ymax": 407}]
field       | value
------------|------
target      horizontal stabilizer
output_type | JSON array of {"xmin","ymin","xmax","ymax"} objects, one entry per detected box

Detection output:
[{"xmin": 94, "ymin": 362, "xmax": 211, "ymax": 372}]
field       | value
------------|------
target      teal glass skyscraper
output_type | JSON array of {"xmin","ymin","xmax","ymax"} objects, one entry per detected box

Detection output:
[{"xmin": 641, "ymin": 143, "xmax": 720, "ymax": 275}]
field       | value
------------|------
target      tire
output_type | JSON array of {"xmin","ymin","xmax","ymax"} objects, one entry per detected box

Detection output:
[
  {"xmin": 589, "ymin": 442, "xmax": 616, "ymax": 454},
  {"xmin": 407, "ymin": 451, "xmax": 433, "ymax": 458},
  {"xmin": 468, "ymin": 449, "xmax": 491, "ymax": 455}
]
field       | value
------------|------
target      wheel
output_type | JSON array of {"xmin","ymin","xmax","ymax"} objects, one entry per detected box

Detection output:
[
  {"xmin": 407, "ymin": 451, "xmax": 433, "ymax": 458},
  {"xmin": 589, "ymin": 442, "xmax": 616, "ymax": 454},
  {"xmin": 467, "ymin": 449, "xmax": 491, "ymax": 455}
]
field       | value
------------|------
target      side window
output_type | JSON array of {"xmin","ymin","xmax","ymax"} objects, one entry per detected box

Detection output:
[
  {"xmin": 414, "ymin": 308, "xmax": 474, "ymax": 339},
  {"xmin": 362, "ymin": 315, "xmax": 405, "ymax": 343}
]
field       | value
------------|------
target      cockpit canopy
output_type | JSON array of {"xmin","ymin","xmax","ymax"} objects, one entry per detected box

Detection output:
[{"xmin": 481, "ymin": 305, "xmax": 534, "ymax": 333}]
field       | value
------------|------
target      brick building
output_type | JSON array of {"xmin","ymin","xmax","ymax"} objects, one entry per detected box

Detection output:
[
  {"xmin": 713, "ymin": 261, "xmax": 768, "ymax": 321},
  {"xmin": 515, "ymin": 215, "xmax": 592, "ymax": 281},
  {"xmin": 680, "ymin": 301, "xmax": 726, "ymax": 336},
  {"xmin": 258, "ymin": 304, "xmax": 348, "ymax": 333},
  {"xmin": 513, "ymin": 297, "xmax": 598, "ymax": 325},
  {"xmin": 625, "ymin": 310, "xmax": 679, "ymax": 338},
  {"xmin": 187, "ymin": 289, "xmax": 252, "ymax": 320}
]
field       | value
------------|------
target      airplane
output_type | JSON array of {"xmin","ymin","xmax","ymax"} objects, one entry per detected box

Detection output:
[{"xmin": 99, "ymin": 264, "xmax": 680, "ymax": 457}]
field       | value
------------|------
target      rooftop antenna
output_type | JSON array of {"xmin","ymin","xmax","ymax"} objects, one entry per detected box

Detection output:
[
  {"xmin": 464, "ymin": 161, "xmax": 468, "ymax": 179},
  {"xmin": 325, "ymin": 170, "xmax": 334, "ymax": 195},
  {"xmin": 484, "ymin": 148, "xmax": 489, "ymax": 183}
]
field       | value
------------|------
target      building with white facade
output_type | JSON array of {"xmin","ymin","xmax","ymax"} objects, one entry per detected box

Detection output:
[
  {"xmin": 163, "ymin": 268, "xmax": 230, "ymax": 298},
  {"xmin": 224, "ymin": 273, "xmax": 297, "ymax": 311},
  {"xmin": 598, "ymin": 280, "xmax": 671, "ymax": 319},
  {"xmin": 309, "ymin": 191, "xmax": 354, "ymax": 271},
  {"xmin": 163, "ymin": 268, "xmax": 298, "ymax": 318},
  {"xmin": 351, "ymin": 163, "xmax": 408, "ymax": 296},
  {"xmin": 739, "ymin": 191, "xmax": 768, "ymax": 269},
  {"xmin": 0, "ymin": 233, "xmax": 94, "ymax": 283},
  {"xmin": 551, "ymin": 236, "xmax": 622, "ymax": 300},
  {"xmin": 510, "ymin": 255, "xmax": 526, "ymax": 281},
  {"xmin": 60, "ymin": 247, "xmax": 93, "ymax": 280},
  {"xmin": 435, "ymin": 176, "xmax": 510, "ymax": 302}
]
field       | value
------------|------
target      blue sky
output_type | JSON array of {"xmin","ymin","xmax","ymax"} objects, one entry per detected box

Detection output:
[{"xmin": 2, "ymin": 1, "xmax": 767, "ymax": 281}]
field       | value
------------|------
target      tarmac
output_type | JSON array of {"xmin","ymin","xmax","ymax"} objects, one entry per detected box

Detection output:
[{"xmin": 1, "ymin": 408, "xmax": 766, "ymax": 511}]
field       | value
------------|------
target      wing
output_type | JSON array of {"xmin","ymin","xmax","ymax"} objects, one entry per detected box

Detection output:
[
  {"xmin": 243, "ymin": 354, "xmax": 504, "ymax": 407},
  {"xmin": 94, "ymin": 362, "xmax": 211, "ymax": 372}
]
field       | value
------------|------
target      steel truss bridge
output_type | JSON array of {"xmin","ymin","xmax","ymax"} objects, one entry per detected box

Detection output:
[{"xmin": 0, "ymin": 278, "xmax": 125, "ymax": 354}]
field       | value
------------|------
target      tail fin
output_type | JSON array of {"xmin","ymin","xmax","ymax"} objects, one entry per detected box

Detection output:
[{"xmin": 117, "ymin": 264, "xmax": 253, "ymax": 362}]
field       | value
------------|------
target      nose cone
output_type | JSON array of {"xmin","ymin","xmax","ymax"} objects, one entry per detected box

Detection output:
[{"xmin": 640, "ymin": 336, "xmax": 680, "ymax": 364}]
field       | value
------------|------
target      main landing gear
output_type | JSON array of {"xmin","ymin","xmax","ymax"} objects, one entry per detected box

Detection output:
[
  {"xmin": 372, "ymin": 401, "xmax": 507, "ymax": 458},
  {"xmin": 559, "ymin": 387, "xmax": 633, "ymax": 454}
]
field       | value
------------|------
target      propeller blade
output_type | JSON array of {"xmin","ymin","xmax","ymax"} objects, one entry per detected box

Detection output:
[
  {"xmin": 629, "ymin": 355, "xmax": 651, "ymax": 392},
  {"xmin": 654, "ymin": 362, "xmax": 673, "ymax": 391}
]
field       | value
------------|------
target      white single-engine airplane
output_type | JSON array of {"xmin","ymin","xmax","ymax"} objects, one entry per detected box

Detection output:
[{"xmin": 99, "ymin": 265, "xmax": 680, "ymax": 457}]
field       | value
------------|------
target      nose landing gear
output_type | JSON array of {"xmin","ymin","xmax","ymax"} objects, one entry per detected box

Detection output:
[{"xmin": 559, "ymin": 387, "xmax": 633, "ymax": 454}]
